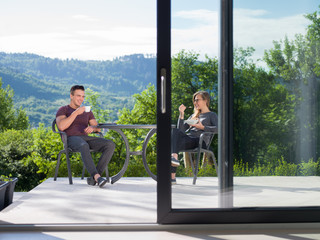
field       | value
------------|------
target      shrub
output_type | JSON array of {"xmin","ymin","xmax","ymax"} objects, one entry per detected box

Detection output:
[
  {"xmin": 299, "ymin": 159, "xmax": 320, "ymax": 176},
  {"xmin": 274, "ymin": 157, "xmax": 298, "ymax": 176},
  {"xmin": 0, "ymin": 129, "xmax": 41, "ymax": 191}
]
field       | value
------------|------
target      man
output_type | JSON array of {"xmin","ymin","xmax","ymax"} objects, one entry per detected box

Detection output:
[{"xmin": 56, "ymin": 85, "xmax": 115, "ymax": 188}]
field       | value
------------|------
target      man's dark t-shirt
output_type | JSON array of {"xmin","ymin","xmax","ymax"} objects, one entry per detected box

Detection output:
[{"xmin": 56, "ymin": 105, "xmax": 95, "ymax": 136}]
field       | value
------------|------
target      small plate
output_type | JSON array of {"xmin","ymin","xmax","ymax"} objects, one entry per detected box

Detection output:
[{"xmin": 184, "ymin": 119, "xmax": 198, "ymax": 125}]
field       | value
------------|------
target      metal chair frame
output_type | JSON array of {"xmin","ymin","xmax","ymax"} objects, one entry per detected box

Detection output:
[{"xmin": 182, "ymin": 132, "xmax": 218, "ymax": 185}]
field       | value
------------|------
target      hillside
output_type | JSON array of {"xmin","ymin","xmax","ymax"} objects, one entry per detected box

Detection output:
[{"xmin": 0, "ymin": 52, "xmax": 156, "ymax": 127}]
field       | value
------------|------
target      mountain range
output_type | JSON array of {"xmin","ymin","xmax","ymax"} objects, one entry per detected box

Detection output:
[{"xmin": 0, "ymin": 52, "xmax": 156, "ymax": 127}]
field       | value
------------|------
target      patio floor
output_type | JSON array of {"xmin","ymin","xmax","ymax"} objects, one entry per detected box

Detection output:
[
  {"xmin": 1, "ymin": 176, "xmax": 320, "ymax": 225},
  {"xmin": 1, "ymin": 177, "xmax": 320, "ymax": 239}
]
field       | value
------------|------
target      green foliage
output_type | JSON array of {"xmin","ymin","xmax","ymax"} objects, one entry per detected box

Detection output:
[
  {"xmin": 106, "ymin": 85, "xmax": 157, "ymax": 177},
  {"xmin": 234, "ymin": 160, "xmax": 274, "ymax": 176},
  {"xmin": 274, "ymin": 157, "xmax": 298, "ymax": 176},
  {"xmin": 197, "ymin": 165, "xmax": 217, "ymax": 177},
  {"xmin": 233, "ymin": 158, "xmax": 320, "ymax": 177},
  {"xmin": 84, "ymin": 88, "xmax": 111, "ymax": 123},
  {"xmin": 262, "ymin": 8, "xmax": 320, "ymax": 164},
  {"xmin": 0, "ymin": 129, "xmax": 40, "ymax": 191},
  {"xmin": 234, "ymin": 46, "xmax": 297, "ymax": 166},
  {"xmin": 0, "ymin": 124, "xmax": 84, "ymax": 191},
  {"xmin": 0, "ymin": 78, "xmax": 29, "ymax": 131},
  {"xmin": 22, "ymin": 124, "xmax": 63, "ymax": 178},
  {"xmin": 299, "ymin": 159, "xmax": 320, "ymax": 176},
  {"xmin": 171, "ymin": 50, "xmax": 218, "ymax": 121}
]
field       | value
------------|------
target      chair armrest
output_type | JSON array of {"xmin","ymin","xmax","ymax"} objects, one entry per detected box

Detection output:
[
  {"xmin": 55, "ymin": 130, "xmax": 68, "ymax": 149},
  {"xmin": 52, "ymin": 120, "xmax": 69, "ymax": 148},
  {"xmin": 199, "ymin": 132, "xmax": 214, "ymax": 149},
  {"xmin": 95, "ymin": 131, "xmax": 104, "ymax": 138}
]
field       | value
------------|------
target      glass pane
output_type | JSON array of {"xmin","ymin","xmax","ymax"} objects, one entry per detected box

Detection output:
[
  {"xmin": 233, "ymin": 0, "xmax": 320, "ymax": 207},
  {"xmin": 171, "ymin": 0, "xmax": 220, "ymax": 208}
]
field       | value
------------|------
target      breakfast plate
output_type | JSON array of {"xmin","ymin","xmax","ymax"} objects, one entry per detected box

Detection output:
[{"xmin": 184, "ymin": 119, "xmax": 198, "ymax": 125}]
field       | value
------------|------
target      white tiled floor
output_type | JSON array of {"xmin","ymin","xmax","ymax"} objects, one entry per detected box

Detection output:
[
  {"xmin": 1, "ymin": 177, "xmax": 320, "ymax": 239},
  {"xmin": 1, "ymin": 223, "xmax": 320, "ymax": 240}
]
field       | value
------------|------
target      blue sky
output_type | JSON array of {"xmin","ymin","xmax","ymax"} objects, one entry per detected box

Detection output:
[{"xmin": 0, "ymin": 0, "xmax": 318, "ymax": 61}]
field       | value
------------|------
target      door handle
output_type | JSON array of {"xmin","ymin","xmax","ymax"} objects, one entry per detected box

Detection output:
[{"xmin": 160, "ymin": 68, "xmax": 166, "ymax": 114}]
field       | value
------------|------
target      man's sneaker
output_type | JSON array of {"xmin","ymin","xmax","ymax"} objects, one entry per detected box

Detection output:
[
  {"xmin": 97, "ymin": 177, "xmax": 108, "ymax": 188},
  {"xmin": 171, "ymin": 157, "xmax": 180, "ymax": 166},
  {"xmin": 171, "ymin": 178, "xmax": 177, "ymax": 185},
  {"xmin": 87, "ymin": 177, "xmax": 96, "ymax": 186}
]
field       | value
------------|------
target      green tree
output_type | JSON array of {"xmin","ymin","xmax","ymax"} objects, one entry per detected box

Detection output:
[
  {"xmin": 263, "ymin": 7, "xmax": 320, "ymax": 163},
  {"xmin": 84, "ymin": 88, "xmax": 111, "ymax": 123},
  {"xmin": 0, "ymin": 129, "xmax": 41, "ymax": 191},
  {"xmin": 0, "ymin": 78, "xmax": 29, "ymax": 131},
  {"xmin": 171, "ymin": 50, "xmax": 218, "ymax": 121},
  {"xmin": 234, "ymin": 47, "xmax": 296, "ymax": 166}
]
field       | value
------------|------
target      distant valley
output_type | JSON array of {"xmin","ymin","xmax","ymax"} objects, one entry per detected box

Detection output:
[{"xmin": 0, "ymin": 52, "xmax": 156, "ymax": 127}]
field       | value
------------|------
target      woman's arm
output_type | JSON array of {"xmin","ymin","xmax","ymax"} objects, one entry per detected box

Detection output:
[{"xmin": 203, "ymin": 112, "xmax": 218, "ymax": 133}]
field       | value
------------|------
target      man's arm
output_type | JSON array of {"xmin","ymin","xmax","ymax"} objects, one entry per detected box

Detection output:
[
  {"xmin": 56, "ymin": 107, "xmax": 85, "ymax": 131},
  {"xmin": 83, "ymin": 118, "xmax": 101, "ymax": 134},
  {"xmin": 89, "ymin": 118, "xmax": 101, "ymax": 132}
]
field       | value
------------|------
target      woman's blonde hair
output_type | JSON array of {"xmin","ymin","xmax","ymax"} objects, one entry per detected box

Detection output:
[{"xmin": 192, "ymin": 91, "xmax": 210, "ymax": 119}]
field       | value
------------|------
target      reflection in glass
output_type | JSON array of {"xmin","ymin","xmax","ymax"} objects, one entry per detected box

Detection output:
[{"xmin": 233, "ymin": 0, "xmax": 320, "ymax": 207}]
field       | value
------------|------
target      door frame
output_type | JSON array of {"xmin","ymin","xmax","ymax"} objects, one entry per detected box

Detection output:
[{"xmin": 156, "ymin": 0, "xmax": 320, "ymax": 224}]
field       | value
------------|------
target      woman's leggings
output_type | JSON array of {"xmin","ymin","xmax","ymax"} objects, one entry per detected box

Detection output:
[
  {"xmin": 171, "ymin": 128, "xmax": 199, "ymax": 154},
  {"xmin": 171, "ymin": 128, "xmax": 199, "ymax": 173}
]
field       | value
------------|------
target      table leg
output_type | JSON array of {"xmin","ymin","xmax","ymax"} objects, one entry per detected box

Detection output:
[
  {"xmin": 142, "ymin": 128, "xmax": 157, "ymax": 181},
  {"xmin": 110, "ymin": 129, "xmax": 130, "ymax": 184}
]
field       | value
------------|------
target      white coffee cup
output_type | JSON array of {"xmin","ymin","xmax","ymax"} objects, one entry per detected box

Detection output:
[{"xmin": 85, "ymin": 106, "xmax": 91, "ymax": 112}]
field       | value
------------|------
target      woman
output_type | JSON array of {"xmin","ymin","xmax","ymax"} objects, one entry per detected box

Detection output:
[{"xmin": 171, "ymin": 91, "xmax": 218, "ymax": 184}]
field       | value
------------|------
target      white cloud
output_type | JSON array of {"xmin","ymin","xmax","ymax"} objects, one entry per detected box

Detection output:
[
  {"xmin": 0, "ymin": 7, "xmax": 311, "ymax": 61},
  {"xmin": 0, "ymin": 27, "xmax": 156, "ymax": 60},
  {"xmin": 171, "ymin": 8, "xmax": 310, "ymax": 63},
  {"xmin": 72, "ymin": 15, "xmax": 99, "ymax": 22},
  {"xmin": 174, "ymin": 9, "xmax": 217, "ymax": 23},
  {"xmin": 234, "ymin": 9, "xmax": 309, "ymax": 62},
  {"xmin": 172, "ymin": 10, "xmax": 219, "ymax": 59}
]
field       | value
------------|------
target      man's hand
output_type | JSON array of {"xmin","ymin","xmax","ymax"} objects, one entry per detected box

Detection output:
[
  {"xmin": 74, "ymin": 106, "xmax": 86, "ymax": 116},
  {"xmin": 84, "ymin": 126, "xmax": 96, "ymax": 134}
]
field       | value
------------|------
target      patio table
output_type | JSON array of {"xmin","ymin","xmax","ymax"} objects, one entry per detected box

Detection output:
[{"xmin": 97, "ymin": 124, "xmax": 157, "ymax": 184}]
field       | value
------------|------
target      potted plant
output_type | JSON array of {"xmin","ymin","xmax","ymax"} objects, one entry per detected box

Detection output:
[
  {"xmin": 0, "ymin": 181, "xmax": 9, "ymax": 211},
  {"xmin": 0, "ymin": 176, "xmax": 18, "ymax": 210}
]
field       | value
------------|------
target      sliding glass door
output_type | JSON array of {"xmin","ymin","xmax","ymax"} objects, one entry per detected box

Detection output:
[{"xmin": 156, "ymin": 0, "xmax": 320, "ymax": 224}]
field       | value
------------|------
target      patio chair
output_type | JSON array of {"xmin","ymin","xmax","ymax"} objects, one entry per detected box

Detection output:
[
  {"xmin": 52, "ymin": 119, "xmax": 109, "ymax": 184},
  {"xmin": 181, "ymin": 132, "xmax": 218, "ymax": 185}
]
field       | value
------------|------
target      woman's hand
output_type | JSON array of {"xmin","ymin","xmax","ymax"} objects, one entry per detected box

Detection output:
[
  {"xmin": 191, "ymin": 119, "xmax": 205, "ymax": 130},
  {"xmin": 179, "ymin": 104, "xmax": 186, "ymax": 113},
  {"xmin": 179, "ymin": 104, "xmax": 186, "ymax": 119}
]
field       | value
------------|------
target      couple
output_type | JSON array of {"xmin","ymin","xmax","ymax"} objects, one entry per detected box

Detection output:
[{"xmin": 56, "ymin": 85, "xmax": 217, "ymax": 187}]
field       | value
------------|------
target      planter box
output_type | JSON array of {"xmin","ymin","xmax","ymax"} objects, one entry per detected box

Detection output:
[
  {"xmin": 0, "ymin": 177, "xmax": 18, "ymax": 211},
  {"xmin": 0, "ymin": 181, "xmax": 9, "ymax": 211},
  {"xmin": 5, "ymin": 177, "xmax": 18, "ymax": 207}
]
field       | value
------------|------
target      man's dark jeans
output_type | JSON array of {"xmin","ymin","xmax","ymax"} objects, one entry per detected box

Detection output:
[{"xmin": 67, "ymin": 135, "xmax": 115, "ymax": 177}]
